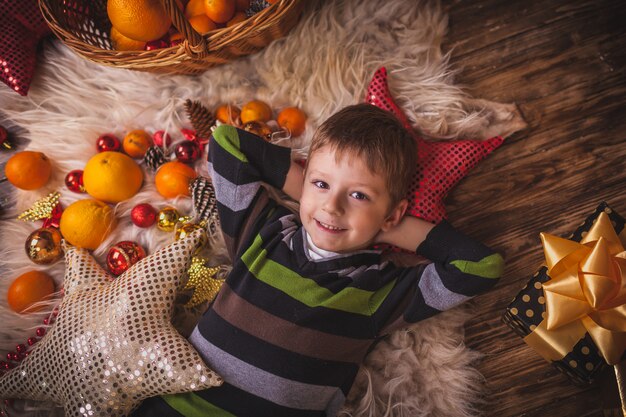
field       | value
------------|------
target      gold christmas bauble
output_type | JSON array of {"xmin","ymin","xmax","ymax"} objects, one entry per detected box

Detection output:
[
  {"xmin": 25, "ymin": 227, "xmax": 63, "ymax": 264},
  {"xmin": 157, "ymin": 207, "xmax": 181, "ymax": 232},
  {"xmin": 243, "ymin": 121, "xmax": 272, "ymax": 141},
  {"xmin": 175, "ymin": 223, "xmax": 205, "ymax": 241}
]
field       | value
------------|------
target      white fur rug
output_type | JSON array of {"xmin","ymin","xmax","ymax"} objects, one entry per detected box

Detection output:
[{"xmin": 0, "ymin": 1, "xmax": 525, "ymax": 416}]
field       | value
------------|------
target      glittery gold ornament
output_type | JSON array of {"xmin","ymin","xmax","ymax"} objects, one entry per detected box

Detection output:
[
  {"xmin": 24, "ymin": 227, "xmax": 63, "ymax": 265},
  {"xmin": 157, "ymin": 206, "xmax": 189, "ymax": 231},
  {"xmin": 175, "ymin": 222, "xmax": 205, "ymax": 241},
  {"xmin": 184, "ymin": 256, "xmax": 226, "ymax": 307},
  {"xmin": 0, "ymin": 230, "xmax": 222, "ymax": 416},
  {"xmin": 17, "ymin": 191, "xmax": 60, "ymax": 222},
  {"xmin": 243, "ymin": 121, "xmax": 272, "ymax": 141}
]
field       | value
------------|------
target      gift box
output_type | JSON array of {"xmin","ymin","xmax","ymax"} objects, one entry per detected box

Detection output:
[{"xmin": 503, "ymin": 202, "xmax": 626, "ymax": 385}]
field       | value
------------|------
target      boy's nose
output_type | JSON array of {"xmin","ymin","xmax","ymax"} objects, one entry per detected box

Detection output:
[{"xmin": 322, "ymin": 193, "xmax": 344, "ymax": 215}]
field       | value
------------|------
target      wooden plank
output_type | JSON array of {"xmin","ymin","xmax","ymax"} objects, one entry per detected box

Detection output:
[{"xmin": 440, "ymin": 0, "xmax": 626, "ymax": 415}]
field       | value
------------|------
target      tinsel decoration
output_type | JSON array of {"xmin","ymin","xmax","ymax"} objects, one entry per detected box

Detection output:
[
  {"xmin": 184, "ymin": 256, "xmax": 226, "ymax": 307},
  {"xmin": 245, "ymin": 0, "xmax": 271, "ymax": 17},
  {"xmin": 17, "ymin": 191, "xmax": 60, "ymax": 223},
  {"xmin": 185, "ymin": 99, "xmax": 215, "ymax": 140},
  {"xmin": 190, "ymin": 176, "xmax": 220, "ymax": 235},
  {"xmin": 144, "ymin": 145, "xmax": 167, "ymax": 171}
]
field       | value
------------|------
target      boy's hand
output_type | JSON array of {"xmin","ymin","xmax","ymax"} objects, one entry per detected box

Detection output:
[
  {"xmin": 282, "ymin": 160, "xmax": 304, "ymax": 201},
  {"xmin": 376, "ymin": 216, "xmax": 436, "ymax": 252}
]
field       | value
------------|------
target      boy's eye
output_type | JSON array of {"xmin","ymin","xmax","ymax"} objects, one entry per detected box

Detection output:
[
  {"xmin": 350, "ymin": 191, "xmax": 368, "ymax": 201},
  {"xmin": 313, "ymin": 180, "xmax": 329, "ymax": 189}
]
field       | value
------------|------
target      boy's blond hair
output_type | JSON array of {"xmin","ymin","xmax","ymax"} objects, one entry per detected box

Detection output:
[{"xmin": 308, "ymin": 103, "xmax": 417, "ymax": 207}]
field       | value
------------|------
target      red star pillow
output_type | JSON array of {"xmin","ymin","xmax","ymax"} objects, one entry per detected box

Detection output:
[
  {"xmin": 365, "ymin": 67, "xmax": 504, "ymax": 223},
  {"xmin": 0, "ymin": 0, "xmax": 51, "ymax": 95}
]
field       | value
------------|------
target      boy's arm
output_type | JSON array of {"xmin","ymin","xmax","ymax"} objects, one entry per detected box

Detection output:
[
  {"xmin": 282, "ymin": 161, "xmax": 304, "ymax": 201},
  {"xmin": 413, "ymin": 220, "xmax": 504, "ymax": 283},
  {"xmin": 372, "ymin": 218, "xmax": 505, "ymax": 335},
  {"xmin": 377, "ymin": 216, "xmax": 435, "ymax": 252},
  {"xmin": 208, "ymin": 125, "xmax": 293, "ymax": 251}
]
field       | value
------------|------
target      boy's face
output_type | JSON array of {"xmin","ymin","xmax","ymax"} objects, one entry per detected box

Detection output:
[{"xmin": 300, "ymin": 145, "xmax": 405, "ymax": 253}]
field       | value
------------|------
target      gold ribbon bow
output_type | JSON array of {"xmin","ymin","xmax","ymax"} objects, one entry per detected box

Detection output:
[{"xmin": 524, "ymin": 211, "xmax": 626, "ymax": 365}]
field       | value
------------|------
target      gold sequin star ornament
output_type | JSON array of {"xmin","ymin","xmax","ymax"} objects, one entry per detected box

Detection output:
[
  {"xmin": 184, "ymin": 257, "xmax": 226, "ymax": 308},
  {"xmin": 0, "ymin": 230, "xmax": 222, "ymax": 416}
]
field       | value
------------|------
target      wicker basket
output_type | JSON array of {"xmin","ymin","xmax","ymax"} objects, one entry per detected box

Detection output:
[{"xmin": 39, "ymin": 0, "xmax": 304, "ymax": 74}]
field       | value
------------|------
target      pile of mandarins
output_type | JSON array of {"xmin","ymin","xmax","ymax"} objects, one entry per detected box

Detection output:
[
  {"xmin": 217, "ymin": 99, "xmax": 307, "ymax": 139},
  {"xmin": 107, "ymin": 0, "xmax": 276, "ymax": 51}
]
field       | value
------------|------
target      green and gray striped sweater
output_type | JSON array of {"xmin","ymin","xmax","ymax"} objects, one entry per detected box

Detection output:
[{"xmin": 134, "ymin": 125, "xmax": 504, "ymax": 417}]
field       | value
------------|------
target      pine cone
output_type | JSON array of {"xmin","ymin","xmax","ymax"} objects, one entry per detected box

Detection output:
[
  {"xmin": 246, "ymin": 0, "xmax": 270, "ymax": 17},
  {"xmin": 144, "ymin": 145, "xmax": 167, "ymax": 172},
  {"xmin": 190, "ymin": 176, "xmax": 220, "ymax": 235},
  {"xmin": 185, "ymin": 99, "xmax": 215, "ymax": 140}
]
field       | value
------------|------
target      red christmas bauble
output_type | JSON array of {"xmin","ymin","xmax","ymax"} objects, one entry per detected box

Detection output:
[
  {"xmin": 131, "ymin": 203, "xmax": 157, "ymax": 228},
  {"xmin": 64, "ymin": 170, "xmax": 85, "ymax": 193},
  {"xmin": 181, "ymin": 128, "xmax": 208, "ymax": 145},
  {"xmin": 180, "ymin": 128, "xmax": 196, "ymax": 142},
  {"xmin": 42, "ymin": 203, "xmax": 63, "ymax": 229},
  {"xmin": 0, "ymin": 125, "xmax": 11, "ymax": 149},
  {"xmin": 96, "ymin": 134, "xmax": 121, "ymax": 152},
  {"xmin": 106, "ymin": 241, "xmax": 146, "ymax": 276},
  {"xmin": 175, "ymin": 140, "xmax": 201, "ymax": 164},
  {"xmin": 153, "ymin": 130, "xmax": 173, "ymax": 148},
  {"xmin": 145, "ymin": 39, "xmax": 169, "ymax": 51}
]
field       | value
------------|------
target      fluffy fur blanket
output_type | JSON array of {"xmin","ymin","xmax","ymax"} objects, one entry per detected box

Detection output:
[{"xmin": 0, "ymin": 1, "xmax": 525, "ymax": 416}]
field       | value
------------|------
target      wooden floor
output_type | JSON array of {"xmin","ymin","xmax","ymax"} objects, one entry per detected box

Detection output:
[
  {"xmin": 440, "ymin": 0, "xmax": 625, "ymax": 416},
  {"xmin": 0, "ymin": 1, "xmax": 624, "ymax": 416}
]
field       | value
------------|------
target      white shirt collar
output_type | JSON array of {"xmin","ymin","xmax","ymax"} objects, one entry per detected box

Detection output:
[{"xmin": 304, "ymin": 230, "xmax": 341, "ymax": 260}]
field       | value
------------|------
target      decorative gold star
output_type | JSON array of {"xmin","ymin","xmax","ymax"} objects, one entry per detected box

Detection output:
[
  {"xmin": 183, "ymin": 257, "xmax": 226, "ymax": 308},
  {"xmin": 0, "ymin": 231, "xmax": 222, "ymax": 416}
]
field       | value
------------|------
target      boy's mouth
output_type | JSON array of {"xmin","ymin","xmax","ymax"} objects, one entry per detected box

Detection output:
[{"xmin": 315, "ymin": 219, "xmax": 346, "ymax": 233}]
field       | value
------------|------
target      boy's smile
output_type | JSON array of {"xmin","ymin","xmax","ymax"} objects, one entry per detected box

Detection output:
[
  {"xmin": 315, "ymin": 219, "xmax": 345, "ymax": 233},
  {"xmin": 299, "ymin": 146, "xmax": 405, "ymax": 253}
]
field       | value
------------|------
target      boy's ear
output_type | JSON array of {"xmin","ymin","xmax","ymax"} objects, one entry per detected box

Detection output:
[{"xmin": 382, "ymin": 199, "xmax": 408, "ymax": 231}]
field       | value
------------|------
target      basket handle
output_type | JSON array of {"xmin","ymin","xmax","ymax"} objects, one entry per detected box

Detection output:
[{"xmin": 161, "ymin": 0, "xmax": 209, "ymax": 58}]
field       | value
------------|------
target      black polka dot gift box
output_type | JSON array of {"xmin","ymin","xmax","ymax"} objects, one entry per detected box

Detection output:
[{"xmin": 503, "ymin": 202, "xmax": 626, "ymax": 385}]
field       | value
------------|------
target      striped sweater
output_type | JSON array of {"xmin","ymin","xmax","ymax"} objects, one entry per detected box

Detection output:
[{"xmin": 134, "ymin": 125, "xmax": 504, "ymax": 417}]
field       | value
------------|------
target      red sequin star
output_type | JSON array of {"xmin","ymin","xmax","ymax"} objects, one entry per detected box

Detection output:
[
  {"xmin": 0, "ymin": 0, "xmax": 51, "ymax": 95},
  {"xmin": 365, "ymin": 67, "xmax": 504, "ymax": 223}
]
